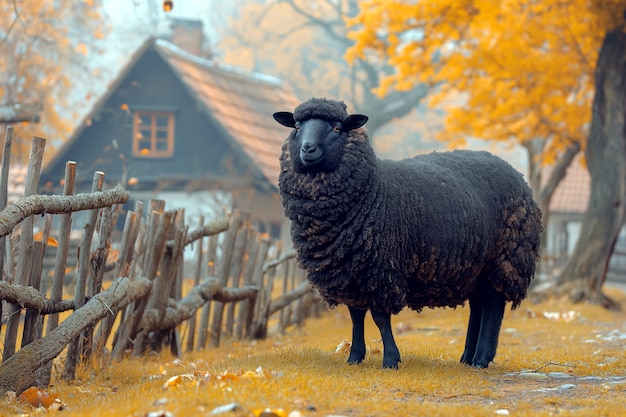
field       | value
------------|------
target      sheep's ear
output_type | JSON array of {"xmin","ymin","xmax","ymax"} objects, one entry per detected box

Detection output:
[
  {"xmin": 343, "ymin": 114, "xmax": 368, "ymax": 131},
  {"xmin": 273, "ymin": 112, "xmax": 296, "ymax": 128}
]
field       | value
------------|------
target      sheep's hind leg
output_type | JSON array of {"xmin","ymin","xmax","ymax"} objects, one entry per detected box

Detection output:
[
  {"xmin": 347, "ymin": 306, "xmax": 367, "ymax": 364},
  {"xmin": 460, "ymin": 296, "xmax": 483, "ymax": 365},
  {"xmin": 371, "ymin": 310, "xmax": 401, "ymax": 369},
  {"xmin": 471, "ymin": 288, "xmax": 506, "ymax": 369}
]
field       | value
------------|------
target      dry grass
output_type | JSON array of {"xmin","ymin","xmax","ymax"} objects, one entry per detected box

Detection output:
[{"xmin": 2, "ymin": 287, "xmax": 626, "ymax": 417}]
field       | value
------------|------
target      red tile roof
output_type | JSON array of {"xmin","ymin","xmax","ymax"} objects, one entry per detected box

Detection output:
[
  {"xmin": 154, "ymin": 39, "xmax": 300, "ymax": 187},
  {"xmin": 46, "ymin": 37, "xmax": 300, "ymax": 191},
  {"xmin": 547, "ymin": 157, "xmax": 590, "ymax": 213}
]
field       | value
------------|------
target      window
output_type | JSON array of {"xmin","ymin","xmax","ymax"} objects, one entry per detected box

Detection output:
[
  {"xmin": 258, "ymin": 221, "xmax": 282, "ymax": 240},
  {"xmin": 132, "ymin": 111, "xmax": 175, "ymax": 158}
]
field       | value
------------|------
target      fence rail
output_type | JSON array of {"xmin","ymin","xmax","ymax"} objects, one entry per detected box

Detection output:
[{"xmin": 0, "ymin": 131, "xmax": 319, "ymax": 396}]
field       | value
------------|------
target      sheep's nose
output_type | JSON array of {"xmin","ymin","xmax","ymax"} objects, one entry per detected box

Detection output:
[{"xmin": 301, "ymin": 142, "xmax": 317, "ymax": 154}]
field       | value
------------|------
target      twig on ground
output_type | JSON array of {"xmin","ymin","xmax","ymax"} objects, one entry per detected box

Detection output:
[{"xmin": 533, "ymin": 362, "xmax": 578, "ymax": 372}]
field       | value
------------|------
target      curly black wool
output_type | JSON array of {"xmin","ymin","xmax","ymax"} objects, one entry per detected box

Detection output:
[
  {"xmin": 293, "ymin": 97, "xmax": 348, "ymax": 123},
  {"xmin": 278, "ymin": 100, "xmax": 542, "ymax": 316}
]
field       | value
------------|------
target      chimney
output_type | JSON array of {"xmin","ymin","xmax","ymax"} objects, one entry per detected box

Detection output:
[{"xmin": 168, "ymin": 18, "xmax": 209, "ymax": 58}]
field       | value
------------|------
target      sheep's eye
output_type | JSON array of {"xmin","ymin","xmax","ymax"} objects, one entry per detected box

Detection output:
[
  {"xmin": 294, "ymin": 123, "xmax": 300, "ymax": 131},
  {"xmin": 333, "ymin": 125, "xmax": 341, "ymax": 133}
]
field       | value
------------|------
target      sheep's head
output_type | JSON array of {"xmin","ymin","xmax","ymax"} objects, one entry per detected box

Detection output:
[{"xmin": 274, "ymin": 98, "xmax": 368, "ymax": 173}]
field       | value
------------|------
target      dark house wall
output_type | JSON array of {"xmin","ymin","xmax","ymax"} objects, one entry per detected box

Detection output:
[{"xmin": 41, "ymin": 46, "xmax": 257, "ymax": 194}]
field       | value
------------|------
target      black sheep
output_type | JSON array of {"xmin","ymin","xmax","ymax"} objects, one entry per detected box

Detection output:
[{"xmin": 274, "ymin": 98, "xmax": 542, "ymax": 369}]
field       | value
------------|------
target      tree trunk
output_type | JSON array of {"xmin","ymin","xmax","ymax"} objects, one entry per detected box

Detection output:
[{"xmin": 556, "ymin": 27, "xmax": 626, "ymax": 310}]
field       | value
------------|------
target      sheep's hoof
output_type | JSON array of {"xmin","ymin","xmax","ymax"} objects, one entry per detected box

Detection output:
[
  {"xmin": 348, "ymin": 345, "xmax": 366, "ymax": 364},
  {"xmin": 382, "ymin": 357, "xmax": 401, "ymax": 369},
  {"xmin": 459, "ymin": 353, "xmax": 473, "ymax": 365},
  {"xmin": 471, "ymin": 360, "xmax": 491, "ymax": 369},
  {"xmin": 347, "ymin": 356, "xmax": 363, "ymax": 365}
]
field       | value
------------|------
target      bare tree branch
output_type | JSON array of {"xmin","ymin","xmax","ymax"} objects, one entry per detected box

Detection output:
[
  {"xmin": 537, "ymin": 141, "xmax": 582, "ymax": 204},
  {"xmin": 268, "ymin": 280, "xmax": 312, "ymax": 315},
  {"xmin": 1, "ymin": 0, "xmax": 26, "ymax": 43},
  {"xmin": 0, "ymin": 276, "xmax": 151, "ymax": 395},
  {"xmin": 0, "ymin": 184, "xmax": 129, "ymax": 238},
  {"xmin": 140, "ymin": 277, "xmax": 258, "ymax": 331},
  {"xmin": 263, "ymin": 250, "xmax": 297, "ymax": 272},
  {"xmin": 0, "ymin": 282, "xmax": 74, "ymax": 315},
  {"xmin": 279, "ymin": 0, "xmax": 350, "ymax": 46},
  {"xmin": 184, "ymin": 217, "xmax": 229, "ymax": 246}
]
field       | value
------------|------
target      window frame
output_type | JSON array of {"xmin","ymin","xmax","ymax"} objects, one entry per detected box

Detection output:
[{"xmin": 132, "ymin": 110, "xmax": 176, "ymax": 158}]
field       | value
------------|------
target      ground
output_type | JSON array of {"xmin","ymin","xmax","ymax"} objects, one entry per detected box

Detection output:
[{"xmin": 1, "ymin": 286, "xmax": 625, "ymax": 417}]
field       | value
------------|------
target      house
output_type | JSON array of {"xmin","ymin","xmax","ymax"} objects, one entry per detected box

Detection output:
[
  {"xmin": 40, "ymin": 29, "xmax": 300, "ymax": 241},
  {"xmin": 543, "ymin": 156, "xmax": 590, "ymax": 263},
  {"xmin": 543, "ymin": 155, "xmax": 626, "ymax": 281}
]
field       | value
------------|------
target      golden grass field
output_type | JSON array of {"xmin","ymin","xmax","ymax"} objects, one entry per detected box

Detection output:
[{"xmin": 2, "ymin": 286, "xmax": 626, "ymax": 417}]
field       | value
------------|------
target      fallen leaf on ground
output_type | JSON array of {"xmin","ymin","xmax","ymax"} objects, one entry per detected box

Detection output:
[
  {"xmin": 335, "ymin": 340, "xmax": 351, "ymax": 354},
  {"xmin": 543, "ymin": 310, "xmax": 578, "ymax": 322},
  {"xmin": 254, "ymin": 408, "xmax": 288, "ymax": 417},
  {"xmin": 162, "ymin": 374, "xmax": 194, "ymax": 389},
  {"xmin": 18, "ymin": 386, "xmax": 66, "ymax": 409},
  {"xmin": 145, "ymin": 411, "xmax": 174, "ymax": 417},
  {"xmin": 209, "ymin": 402, "xmax": 242, "ymax": 414}
]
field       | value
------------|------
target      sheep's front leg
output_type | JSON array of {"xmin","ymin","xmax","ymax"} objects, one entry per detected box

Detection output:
[
  {"xmin": 371, "ymin": 310, "xmax": 401, "ymax": 369},
  {"xmin": 347, "ymin": 306, "xmax": 367, "ymax": 364}
]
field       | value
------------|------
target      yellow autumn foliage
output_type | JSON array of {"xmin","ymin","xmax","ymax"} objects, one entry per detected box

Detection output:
[
  {"xmin": 0, "ymin": 0, "xmax": 107, "ymax": 161},
  {"xmin": 347, "ymin": 0, "xmax": 626, "ymax": 159}
]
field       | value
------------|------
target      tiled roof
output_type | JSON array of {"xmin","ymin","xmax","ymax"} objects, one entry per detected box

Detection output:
[
  {"xmin": 547, "ymin": 156, "xmax": 590, "ymax": 214},
  {"xmin": 154, "ymin": 39, "xmax": 300, "ymax": 188}
]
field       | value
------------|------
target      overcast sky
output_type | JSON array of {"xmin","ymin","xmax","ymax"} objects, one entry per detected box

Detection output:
[
  {"xmin": 71, "ymin": 0, "xmax": 232, "ymax": 120},
  {"xmin": 102, "ymin": 0, "xmax": 228, "ymax": 61}
]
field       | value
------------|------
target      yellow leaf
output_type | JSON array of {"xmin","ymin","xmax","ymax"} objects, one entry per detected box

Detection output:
[
  {"xmin": 75, "ymin": 43, "xmax": 88, "ymax": 55},
  {"xmin": 254, "ymin": 408, "xmax": 288, "ymax": 417},
  {"xmin": 218, "ymin": 371, "xmax": 240, "ymax": 382},
  {"xmin": 19, "ymin": 386, "xmax": 65, "ymax": 409},
  {"xmin": 161, "ymin": 374, "xmax": 193, "ymax": 389},
  {"xmin": 335, "ymin": 339, "xmax": 351, "ymax": 354}
]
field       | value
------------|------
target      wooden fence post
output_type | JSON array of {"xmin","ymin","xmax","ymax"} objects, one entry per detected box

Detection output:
[
  {"xmin": 235, "ymin": 228, "xmax": 258, "ymax": 339},
  {"xmin": 196, "ymin": 233, "xmax": 218, "ymax": 350},
  {"xmin": 0, "ymin": 126, "xmax": 13, "ymax": 331},
  {"xmin": 224, "ymin": 220, "xmax": 250, "ymax": 338},
  {"xmin": 20, "ymin": 242, "xmax": 46, "ymax": 346},
  {"xmin": 185, "ymin": 216, "xmax": 204, "ymax": 352},
  {"xmin": 92, "ymin": 201, "xmax": 143, "ymax": 361},
  {"xmin": 80, "ymin": 205, "xmax": 113, "ymax": 362},
  {"xmin": 2, "ymin": 136, "xmax": 45, "ymax": 361},
  {"xmin": 46, "ymin": 161, "xmax": 76, "ymax": 333},
  {"xmin": 250, "ymin": 242, "xmax": 283, "ymax": 339},
  {"xmin": 209, "ymin": 210, "xmax": 245, "ymax": 347},
  {"xmin": 127, "ymin": 210, "xmax": 172, "ymax": 356},
  {"xmin": 63, "ymin": 171, "xmax": 105, "ymax": 380}
]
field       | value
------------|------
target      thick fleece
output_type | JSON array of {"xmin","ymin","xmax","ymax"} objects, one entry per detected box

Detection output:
[
  {"xmin": 280, "ymin": 137, "xmax": 540, "ymax": 311},
  {"xmin": 276, "ymin": 97, "xmax": 542, "ymax": 368}
]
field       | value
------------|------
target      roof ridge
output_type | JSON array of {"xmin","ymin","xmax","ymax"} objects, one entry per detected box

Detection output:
[{"xmin": 154, "ymin": 38, "xmax": 284, "ymax": 86}]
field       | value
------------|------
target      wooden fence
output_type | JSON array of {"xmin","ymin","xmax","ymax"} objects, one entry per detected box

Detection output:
[{"xmin": 0, "ymin": 129, "xmax": 320, "ymax": 395}]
